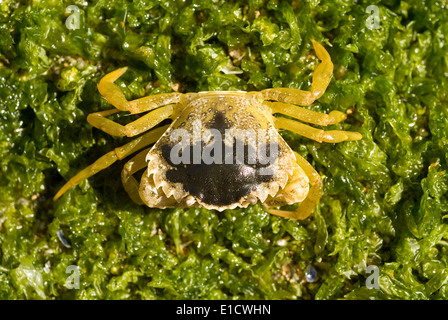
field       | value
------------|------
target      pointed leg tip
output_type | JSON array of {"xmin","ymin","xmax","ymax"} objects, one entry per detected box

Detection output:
[
  {"xmin": 117, "ymin": 66, "xmax": 129, "ymax": 74},
  {"xmin": 354, "ymin": 132, "xmax": 363, "ymax": 140},
  {"xmin": 328, "ymin": 110, "xmax": 347, "ymax": 123},
  {"xmin": 53, "ymin": 190, "xmax": 64, "ymax": 201}
]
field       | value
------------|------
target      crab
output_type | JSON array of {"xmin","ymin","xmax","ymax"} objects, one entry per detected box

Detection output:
[{"xmin": 54, "ymin": 40, "xmax": 362, "ymax": 220}]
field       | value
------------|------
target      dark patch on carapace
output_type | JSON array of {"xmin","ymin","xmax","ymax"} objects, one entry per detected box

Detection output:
[
  {"xmin": 160, "ymin": 136, "xmax": 280, "ymax": 206},
  {"xmin": 205, "ymin": 110, "xmax": 233, "ymax": 134}
]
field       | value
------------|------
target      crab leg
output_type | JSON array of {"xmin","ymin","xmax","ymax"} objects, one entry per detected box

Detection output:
[
  {"xmin": 261, "ymin": 40, "xmax": 333, "ymax": 106},
  {"xmin": 129, "ymin": 93, "xmax": 183, "ymax": 114},
  {"xmin": 98, "ymin": 67, "xmax": 182, "ymax": 114},
  {"xmin": 275, "ymin": 117, "xmax": 362, "ymax": 143},
  {"xmin": 267, "ymin": 152, "xmax": 322, "ymax": 220},
  {"xmin": 53, "ymin": 125, "xmax": 169, "ymax": 200},
  {"xmin": 267, "ymin": 101, "xmax": 347, "ymax": 126},
  {"xmin": 97, "ymin": 67, "xmax": 130, "ymax": 111},
  {"xmin": 121, "ymin": 148, "xmax": 151, "ymax": 205},
  {"xmin": 87, "ymin": 104, "xmax": 174, "ymax": 137}
]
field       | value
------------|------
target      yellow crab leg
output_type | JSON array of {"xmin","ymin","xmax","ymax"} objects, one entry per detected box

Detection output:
[
  {"xmin": 309, "ymin": 40, "xmax": 334, "ymax": 99},
  {"xmin": 98, "ymin": 67, "xmax": 183, "ymax": 114},
  {"xmin": 275, "ymin": 117, "xmax": 362, "ymax": 143},
  {"xmin": 267, "ymin": 152, "xmax": 322, "ymax": 220},
  {"xmin": 129, "ymin": 93, "xmax": 183, "ymax": 114},
  {"xmin": 86, "ymin": 104, "xmax": 174, "ymax": 137},
  {"xmin": 53, "ymin": 124, "xmax": 169, "ymax": 200},
  {"xmin": 97, "ymin": 67, "xmax": 130, "ymax": 111},
  {"xmin": 261, "ymin": 40, "xmax": 333, "ymax": 106},
  {"xmin": 121, "ymin": 148, "xmax": 151, "ymax": 205},
  {"xmin": 267, "ymin": 101, "xmax": 347, "ymax": 126}
]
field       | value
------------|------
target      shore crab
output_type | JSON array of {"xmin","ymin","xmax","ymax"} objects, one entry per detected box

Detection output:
[{"xmin": 54, "ymin": 40, "xmax": 362, "ymax": 220}]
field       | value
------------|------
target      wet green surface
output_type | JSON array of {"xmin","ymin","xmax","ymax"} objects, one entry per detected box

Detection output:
[{"xmin": 0, "ymin": 0, "xmax": 447, "ymax": 299}]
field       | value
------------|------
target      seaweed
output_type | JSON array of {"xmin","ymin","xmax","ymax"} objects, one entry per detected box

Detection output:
[{"xmin": 0, "ymin": 0, "xmax": 447, "ymax": 299}]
